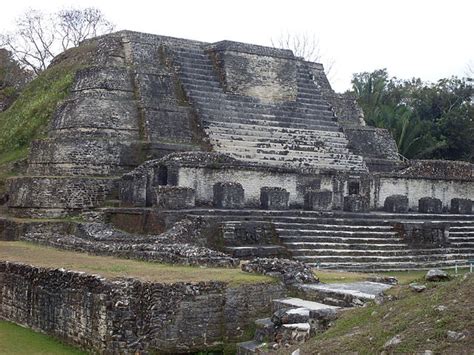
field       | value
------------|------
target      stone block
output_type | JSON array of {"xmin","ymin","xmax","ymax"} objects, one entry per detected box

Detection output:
[
  {"xmin": 343, "ymin": 195, "xmax": 369, "ymax": 212},
  {"xmin": 418, "ymin": 197, "xmax": 442, "ymax": 214},
  {"xmin": 213, "ymin": 182, "xmax": 244, "ymax": 209},
  {"xmin": 119, "ymin": 173, "xmax": 147, "ymax": 207},
  {"xmin": 383, "ymin": 195, "xmax": 409, "ymax": 213},
  {"xmin": 260, "ymin": 187, "xmax": 289, "ymax": 210},
  {"xmin": 154, "ymin": 186, "xmax": 195, "ymax": 209},
  {"xmin": 304, "ymin": 190, "xmax": 333, "ymax": 211},
  {"xmin": 450, "ymin": 198, "xmax": 472, "ymax": 214}
]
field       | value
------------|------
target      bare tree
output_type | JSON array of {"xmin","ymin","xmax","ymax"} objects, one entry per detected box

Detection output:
[
  {"xmin": 0, "ymin": 10, "xmax": 55, "ymax": 75},
  {"xmin": 0, "ymin": 7, "xmax": 114, "ymax": 75},
  {"xmin": 271, "ymin": 31, "xmax": 335, "ymax": 77},
  {"xmin": 466, "ymin": 60, "xmax": 474, "ymax": 79},
  {"xmin": 57, "ymin": 8, "xmax": 114, "ymax": 51}
]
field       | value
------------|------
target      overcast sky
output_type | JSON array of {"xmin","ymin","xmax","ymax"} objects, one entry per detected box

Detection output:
[{"xmin": 1, "ymin": 0, "xmax": 473, "ymax": 92}]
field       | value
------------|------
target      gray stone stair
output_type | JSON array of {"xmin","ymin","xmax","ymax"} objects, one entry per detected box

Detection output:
[
  {"xmin": 170, "ymin": 44, "xmax": 367, "ymax": 173},
  {"xmin": 177, "ymin": 208, "xmax": 474, "ymax": 271}
]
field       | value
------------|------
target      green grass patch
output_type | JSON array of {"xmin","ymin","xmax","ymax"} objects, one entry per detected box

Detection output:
[
  {"xmin": 0, "ymin": 44, "xmax": 97, "ymax": 193},
  {"xmin": 0, "ymin": 321, "xmax": 85, "ymax": 355},
  {"xmin": 0, "ymin": 241, "xmax": 274, "ymax": 286}
]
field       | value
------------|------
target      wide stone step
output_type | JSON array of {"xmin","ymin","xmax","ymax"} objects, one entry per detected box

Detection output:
[
  {"xmin": 214, "ymin": 145, "xmax": 363, "ymax": 163},
  {"xmin": 224, "ymin": 155, "xmax": 366, "ymax": 172},
  {"xmin": 294, "ymin": 253, "xmax": 474, "ymax": 263},
  {"xmin": 210, "ymin": 137, "xmax": 350, "ymax": 154},
  {"xmin": 202, "ymin": 114, "xmax": 339, "ymax": 131},
  {"xmin": 280, "ymin": 236, "xmax": 405, "ymax": 244},
  {"xmin": 298, "ymin": 281, "xmax": 392, "ymax": 306},
  {"xmin": 289, "ymin": 248, "xmax": 474, "ymax": 257},
  {"xmin": 284, "ymin": 241, "xmax": 407, "ymax": 250},
  {"xmin": 198, "ymin": 107, "xmax": 338, "ymax": 125},
  {"xmin": 277, "ymin": 229, "xmax": 397, "ymax": 237},
  {"xmin": 224, "ymin": 245, "xmax": 286, "ymax": 258},
  {"xmin": 273, "ymin": 223, "xmax": 393, "ymax": 231},
  {"xmin": 206, "ymin": 121, "xmax": 347, "ymax": 139},
  {"xmin": 450, "ymin": 231, "xmax": 474, "ymax": 235},
  {"xmin": 316, "ymin": 259, "xmax": 471, "ymax": 272},
  {"xmin": 272, "ymin": 297, "xmax": 339, "ymax": 313}
]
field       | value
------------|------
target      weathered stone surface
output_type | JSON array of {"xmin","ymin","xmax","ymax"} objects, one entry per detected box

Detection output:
[
  {"xmin": 213, "ymin": 182, "xmax": 245, "ymax": 209},
  {"xmin": 450, "ymin": 198, "xmax": 472, "ymax": 214},
  {"xmin": 419, "ymin": 197, "xmax": 443, "ymax": 213},
  {"xmin": 398, "ymin": 160, "xmax": 473, "ymax": 181},
  {"xmin": 308, "ymin": 308, "xmax": 338, "ymax": 332},
  {"xmin": 304, "ymin": 189, "xmax": 333, "ymax": 211},
  {"xmin": 409, "ymin": 283, "xmax": 426, "ymax": 292},
  {"xmin": 446, "ymin": 330, "xmax": 466, "ymax": 341},
  {"xmin": 0, "ymin": 261, "xmax": 285, "ymax": 354},
  {"xmin": 366, "ymin": 276, "xmax": 398, "ymax": 285},
  {"xmin": 394, "ymin": 222, "xmax": 449, "ymax": 247},
  {"xmin": 241, "ymin": 258, "xmax": 318, "ymax": 285},
  {"xmin": 18, "ymin": 219, "xmax": 239, "ymax": 268},
  {"xmin": 343, "ymin": 195, "xmax": 369, "ymax": 212},
  {"xmin": 260, "ymin": 187, "xmax": 289, "ymax": 210},
  {"xmin": 153, "ymin": 186, "xmax": 195, "ymax": 209},
  {"xmin": 7, "ymin": 176, "xmax": 116, "ymax": 215},
  {"xmin": 425, "ymin": 269, "xmax": 450, "ymax": 282},
  {"xmin": 384, "ymin": 194, "xmax": 409, "ymax": 213}
]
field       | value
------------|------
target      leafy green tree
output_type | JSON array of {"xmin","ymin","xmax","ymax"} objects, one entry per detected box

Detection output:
[{"xmin": 350, "ymin": 70, "xmax": 473, "ymax": 162}]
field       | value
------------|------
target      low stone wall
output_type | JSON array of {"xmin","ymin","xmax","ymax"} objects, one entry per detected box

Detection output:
[{"xmin": 0, "ymin": 261, "xmax": 285, "ymax": 354}]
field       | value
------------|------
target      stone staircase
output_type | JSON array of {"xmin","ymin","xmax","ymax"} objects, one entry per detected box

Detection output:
[
  {"xmin": 171, "ymin": 45, "xmax": 367, "ymax": 172},
  {"xmin": 180, "ymin": 209, "xmax": 474, "ymax": 272},
  {"xmin": 236, "ymin": 281, "xmax": 392, "ymax": 354}
]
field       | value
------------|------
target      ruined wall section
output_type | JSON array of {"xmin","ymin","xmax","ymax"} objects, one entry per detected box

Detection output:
[{"xmin": 0, "ymin": 261, "xmax": 284, "ymax": 353}]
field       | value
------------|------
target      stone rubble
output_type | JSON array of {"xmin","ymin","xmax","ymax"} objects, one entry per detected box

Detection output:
[{"xmin": 241, "ymin": 258, "xmax": 318, "ymax": 285}]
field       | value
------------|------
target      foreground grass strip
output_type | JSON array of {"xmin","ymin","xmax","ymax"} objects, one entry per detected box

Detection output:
[
  {"xmin": 0, "ymin": 241, "xmax": 273, "ymax": 286},
  {"xmin": 297, "ymin": 273, "xmax": 474, "ymax": 354},
  {"xmin": 0, "ymin": 321, "xmax": 86, "ymax": 355}
]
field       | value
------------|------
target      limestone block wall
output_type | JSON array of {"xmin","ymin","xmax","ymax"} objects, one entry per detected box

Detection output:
[
  {"xmin": 0, "ymin": 261, "xmax": 284, "ymax": 354},
  {"xmin": 7, "ymin": 177, "xmax": 116, "ymax": 217},
  {"xmin": 176, "ymin": 165, "xmax": 366, "ymax": 209},
  {"xmin": 372, "ymin": 176, "xmax": 474, "ymax": 210},
  {"xmin": 27, "ymin": 139, "xmax": 142, "ymax": 176},
  {"xmin": 210, "ymin": 41, "xmax": 297, "ymax": 103}
]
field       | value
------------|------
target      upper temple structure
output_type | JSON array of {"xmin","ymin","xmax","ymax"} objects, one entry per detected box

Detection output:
[{"xmin": 4, "ymin": 30, "xmax": 474, "ymax": 271}]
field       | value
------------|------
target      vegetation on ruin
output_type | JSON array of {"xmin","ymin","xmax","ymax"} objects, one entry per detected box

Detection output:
[
  {"xmin": 0, "ymin": 320, "xmax": 86, "ymax": 354},
  {"xmin": 0, "ymin": 43, "xmax": 96, "ymax": 194},
  {"xmin": 0, "ymin": 241, "xmax": 275, "ymax": 286},
  {"xmin": 351, "ymin": 69, "xmax": 474, "ymax": 162},
  {"xmin": 291, "ymin": 271, "xmax": 474, "ymax": 354}
]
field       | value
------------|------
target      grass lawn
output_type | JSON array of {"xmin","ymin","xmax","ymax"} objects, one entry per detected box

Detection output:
[
  {"xmin": 316, "ymin": 268, "xmax": 471, "ymax": 285},
  {"xmin": 0, "ymin": 321, "xmax": 85, "ymax": 355},
  {"xmin": 0, "ymin": 241, "xmax": 274, "ymax": 286}
]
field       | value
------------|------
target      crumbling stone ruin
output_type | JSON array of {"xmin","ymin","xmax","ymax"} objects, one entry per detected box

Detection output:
[
  {"xmin": 4, "ymin": 30, "xmax": 472, "ymax": 269},
  {"xmin": 1, "ymin": 30, "xmax": 473, "ymax": 353}
]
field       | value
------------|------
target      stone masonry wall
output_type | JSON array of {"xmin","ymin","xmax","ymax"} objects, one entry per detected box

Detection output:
[
  {"xmin": 7, "ymin": 177, "xmax": 116, "ymax": 217},
  {"xmin": 372, "ymin": 176, "xmax": 474, "ymax": 210},
  {"xmin": 176, "ymin": 165, "xmax": 366, "ymax": 209},
  {"xmin": 210, "ymin": 41, "xmax": 297, "ymax": 103},
  {"xmin": 0, "ymin": 261, "xmax": 284, "ymax": 354}
]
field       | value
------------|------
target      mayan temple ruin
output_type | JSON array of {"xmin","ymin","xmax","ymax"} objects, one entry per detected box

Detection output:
[{"xmin": 1, "ymin": 30, "xmax": 473, "ymax": 353}]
